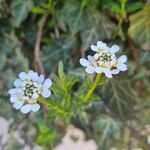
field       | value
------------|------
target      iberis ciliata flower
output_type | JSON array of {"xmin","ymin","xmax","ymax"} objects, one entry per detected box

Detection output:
[
  {"xmin": 80, "ymin": 41, "xmax": 127, "ymax": 78},
  {"xmin": 8, "ymin": 70, "xmax": 52, "ymax": 113}
]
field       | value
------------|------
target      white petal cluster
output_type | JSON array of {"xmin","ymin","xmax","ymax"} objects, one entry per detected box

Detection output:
[
  {"xmin": 80, "ymin": 41, "xmax": 128, "ymax": 78},
  {"xmin": 8, "ymin": 70, "xmax": 52, "ymax": 113}
]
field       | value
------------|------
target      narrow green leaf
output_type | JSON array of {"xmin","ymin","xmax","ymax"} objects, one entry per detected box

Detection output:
[
  {"xmin": 58, "ymin": 61, "xmax": 66, "ymax": 83},
  {"xmin": 31, "ymin": 7, "xmax": 45, "ymax": 14}
]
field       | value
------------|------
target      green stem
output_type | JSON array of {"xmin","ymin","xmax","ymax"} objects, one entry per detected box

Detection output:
[
  {"xmin": 37, "ymin": 97, "xmax": 49, "ymax": 106},
  {"xmin": 83, "ymin": 73, "xmax": 102, "ymax": 103}
]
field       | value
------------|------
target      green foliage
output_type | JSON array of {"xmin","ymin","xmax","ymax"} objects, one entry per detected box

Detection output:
[
  {"xmin": 36, "ymin": 124, "xmax": 57, "ymax": 147},
  {"xmin": 81, "ymin": 13, "xmax": 116, "ymax": 51},
  {"xmin": 96, "ymin": 115, "xmax": 120, "ymax": 141},
  {"xmin": 128, "ymin": 5, "xmax": 150, "ymax": 45},
  {"xmin": 31, "ymin": 7, "xmax": 45, "ymax": 14},
  {"xmin": 61, "ymin": 0, "xmax": 92, "ymax": 35},
  {"xmin": 102, "ymin": 78, "xmax": 135, "ymax": 119},
  {"xmin": 126, "ymin": 2, "xmax": 145, "ymax": 13},
  {"xmin": 0, "ymin": 0, "xmax": 150, "ymax": 149},
  {"xmin": 42, "ymin": 37, "xmax": 76, "ymax": 72},
  {"xmin": 47, "ymin": 61, "xmax": 78, "ymax": 119},
  {"xmin": 11, "ymin": 0, "xmax": 33, "ymax": 27}
]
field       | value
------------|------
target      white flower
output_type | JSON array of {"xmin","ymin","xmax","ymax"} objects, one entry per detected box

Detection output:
[
  {"xmin": 8, "ymin": 70, "xmax": 52, "ymax": 113},
  {"xmin": 80, "ymin": 55, "xmax": 97, "ymax": 74},
  {"xmin": 91, "ymin": 41, "xmax": 109, "ymax": 52},
  {"xmin": 80, "ymin": 41, "xmax": 128, "ymax": 78}
]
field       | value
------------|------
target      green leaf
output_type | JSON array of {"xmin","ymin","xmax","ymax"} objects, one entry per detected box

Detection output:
[
  {"xmin": 61, "ymin": 1, "xmax": 92, "ymax": 35},
  {"xmin": 42, "ymin": 37, "xmax": 76, "ymax": 72},
  {"xmin": 11, "ymin": 0, "xmax": 33, "ymax": 27},
  {"xmin": 102, "ymin": 78, "xmax": 135, "ymax": 119},
  {"xmin": 95, "ymin": 115, "xmax": 120, "ymax": 141},
  {"xmin": 81, "ymin": 14, "xmax": 116, "ymax": 50},
  {"xmin": 31, "ymin": 6, "xmax": 45, "ymax": 14},
  {"xmin": 58, "ymin": 61, "xmax": 66, "ymax": 82},
  {"xmin": 128, "ymin": 5, "xmax": 150, "ymax": 45},
  {"xmin": 36, "ymin": 124, "xmax": 57, "ymax": 147},
  {"xmin": 48, "ymin": 99, "xmax": 71, "ymax": 119},
  {"xmin": 101, "ymin": 0, "xmax": 120, "ymax": 13},
  {"xmin": 126, "ymin": 2, "xmax": 145, "ymax": 13}
]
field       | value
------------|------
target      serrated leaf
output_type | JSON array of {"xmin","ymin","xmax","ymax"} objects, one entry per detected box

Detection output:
[
  {"xmin": 96, "ymin": 115, "xmax": 120, "ymax": 141},
  {"xmin": 102, "ymin": 78, "xmax": 135, "ymax": 119},
  {"xmin": 36, "ymin": 124, "xmax": 57, "ymax": 147},
  {"xmin": 48, "ymin": 100, "xmax": 71, "ymax": 119},
  {"xmin": 128, "ymin": 5, "xmax": 150, "ymax": 45},
  {"xmin": 11, "ymin": 0, "xmax": 33, "ymax": 27}
]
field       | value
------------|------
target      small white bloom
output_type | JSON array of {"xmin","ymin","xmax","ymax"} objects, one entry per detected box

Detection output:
[
  {"xmin": 91, "ymin": 41, "xmax": 109, "ymax": 52},
  {"xmin": 80, "ymin": 41, "xmax": 128, "ymax": 78},
  {"xmin": 80, "ymin": 55, "xmax": 97, "ymax": 74},
  {"xmin": 8, "ymin": 70, "xmax": 52, "ymax": 113}
]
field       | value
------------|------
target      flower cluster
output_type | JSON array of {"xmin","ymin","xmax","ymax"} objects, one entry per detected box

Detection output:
[
  {"xmin": 8, "ymin": 70, "xmax": 52, "ymax": 113},
  {"xmin": 80, "ymin": 41, "xmax": 127, "ymax": 78}
]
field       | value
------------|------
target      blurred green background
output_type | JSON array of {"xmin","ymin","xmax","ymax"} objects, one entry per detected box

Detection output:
[{"xmin": 0, "ymin": 0, "xmax": 150, "ymax": 149}]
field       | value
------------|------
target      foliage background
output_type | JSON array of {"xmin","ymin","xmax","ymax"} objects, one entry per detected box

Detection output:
[{"xmin": 0, "ymin": 0, "xmax": 150, "ymax": 149}]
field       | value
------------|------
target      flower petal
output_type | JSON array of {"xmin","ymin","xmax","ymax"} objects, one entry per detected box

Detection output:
[
  {"xmin": 91, "ymin": 45, "xmax": 98, "ymax": 52},
  {"xmin": 38, "ymin": 74, "xmax": 44, "ymax": 83},
  {"xmin": 97, "ymin": 41, "xmax": 104, "ymax": 47},
  {"xmin": 28, "ymin": 70, "xmax": 34, "ymax": 78},
  {"xmin": 85, "ymin": 66, "xmax": 95, "ymax": 74},
  {"xmin": 116, "ymin": 64, "xmax": 127, "ymax": 71},
  {"xmin": 87, "ymin": 55, "xmax": 96, "ymax": 64},
  {"xmin": 8, "ymin": 88, "xmax": 19, "ymax": 94},
  {"xmin": 94, "ymin": 53, "xmax": 99, "ymax": 60},
  {"xmin": 87, "ymin": 55, "xmax": 93, "ymax": 61},
  {"xmin": 95, "ymin": 67, "xmax": 102, "ymax": 73},
  {"xmin": 102, "ymin": 68, "xmax": 112, "ymax": 78},
  {"xmin": 111, "ymin": 69, "xmax": 120, "ymax": 74},
  {"xmin": 79, "ymin": 58, "xmax": 90, "ymax": 67},
  {"xmin": 20, "ymin": 104, "xmax": 32, "ymax": 113},
  {"xmin": 31, "ymin": 72, "xmax": 38, "ymax": 81},
  {"xmin": 19, "ymin": 72, "xmax": 28, "ymax": 80},
  {"xmin": 110, "ymin": 45, "xmax": 120, "ymax": 53},
  {"xmin": 14, "ymin": 79, "xmax": 22, "ymax": 87},
  {"xmin": 41, "ymin": 90, "xmax": 51, "ymax": 98},
  {"xmin": 32, "ymin": 93, "xmax": 39, "ymax": 99},
  {"xmin": 43, "ymin": 79, "xmax": 52, "ymax": 89},
  {"xmin": 97, "ymin": 41, "xmax": 109, "ymax": 51},
  {"xmin": 31, "ymin": 104, "xmax": 40, "ymax": 112},
  {"xmin": 13, "ymin": 101, "xmax": 24, "ymax": 109},
  {"xmin": 118, "ymin": 55, "xmax": 127, "ymax": 63},
  {"xmin": 10, "ymin": 94, "xmax": 19, "ymax": 103}
]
